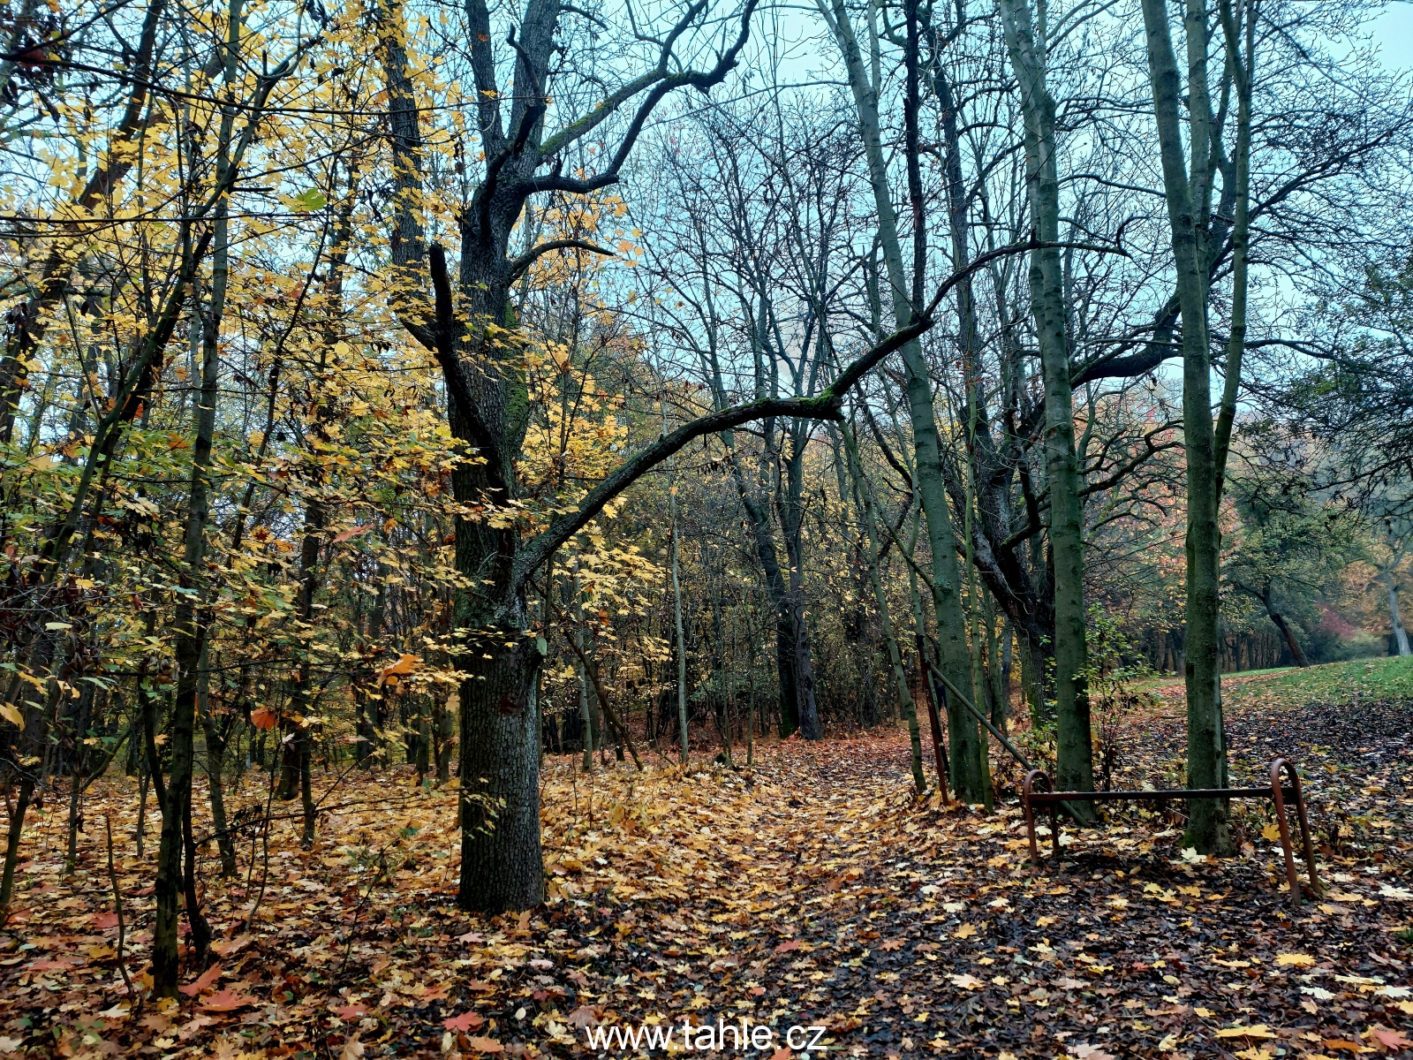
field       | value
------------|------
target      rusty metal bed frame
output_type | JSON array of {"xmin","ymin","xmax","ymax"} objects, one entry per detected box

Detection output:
[{"xmin": 1021, "ymin": 757, "xmax": 1322, "ymax": 906}]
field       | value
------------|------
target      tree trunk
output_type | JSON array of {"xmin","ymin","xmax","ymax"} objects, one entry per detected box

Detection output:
[
  {"xmin": 778, "ymin": 435, "xmax": 823, "ymax": 741},
  {"xmin": 714, "ymin": 396, "xmax": 820, "ymax": 739},
  {"xmin": 434, "ymin": 700, "xmax": 454, "ymax": 783},
  {"xmin": 1389, "ymin": 582, "xmax": 1410, "ymax": 656},
  {"xmin": 0, "ymin": 776, "xmax": 34, "ymax": 915},
  {"xmin": 357, "ymin": 577, "xmax": 387, "ymax": 766},
  {"xmin": 669, "ymin": 479, "xmax": 690, "ymax": 762},
  {"xmin": 1267, "ymin": 606, "xmax": 1309, "ymax": 667},
  {"xmin": 996, "ymin": 0, "xmax": 1096, "ymax": 807},
  {"xmin": 205, "ymin": 716, "xmax": 238, "ymax": 877},
  {"xmin": 150, "ymin": 11, "xmax": 246, "ymax": 986},
  {"xmin": 824, "ymin": 0, "xmax": 987, "ymax": 800},
  {"xmin": 988, "ymin": 609, "xmax": 1011, "ymax": 732},
  {"xmin": 841, "ymin": 424, "xmax": 926, "ymax": 791},
  {"xmin": 456, "ymin": 634, "xmax": 544, "ymax": 911},
  {"xmin": 1140, "ymin": 0, "xmax": 1231, "ymax": 854},
  {"xmin": 572, "ymin": 587, "xmax": 595, "ymax": 772}
]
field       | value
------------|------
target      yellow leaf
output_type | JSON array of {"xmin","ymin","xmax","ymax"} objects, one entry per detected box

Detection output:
[
  {"xmin": 0, "ymin": 703, "xmax": 23, "ymax": 730},
  {"xmin": 1261, "ymin": 822, "xmax": 1282, "ymax": 842},
  {"xmin": 1275, "ymin": 952, "xmax": 1316, "ymax": 969},
  {"xmin": 379, "ymin": 654, "xmax": 421, "ymax": 683},
  {"xmin": 1216, "ymin": 1025, "xmax": 1277, "ymax": 1039}
]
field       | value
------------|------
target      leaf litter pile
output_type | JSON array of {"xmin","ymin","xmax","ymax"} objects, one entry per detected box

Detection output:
[{"xmin": 1, "ymin": 679, "xmax": 1409, "ymax": 1057}]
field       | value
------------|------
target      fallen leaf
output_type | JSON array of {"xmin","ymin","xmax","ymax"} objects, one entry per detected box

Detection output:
[
  {"xmin": 1216, "ymin": 1025, "xmax": 1278, "ymax": 1040},
  {"xmin": 1370, "ymin": 1027, "xmax": 1413, "ymax": 1051},
  {"xmin": 443, "ymin": 1011, "xmax": 485, "ymax": 1032},
  {"xmin": 200, "ymin": 989, "xmax": 258, "ymax": 1013},
  {"xmin": 178, "ymin": 963, "xmax": 223, "ymax": 997}
]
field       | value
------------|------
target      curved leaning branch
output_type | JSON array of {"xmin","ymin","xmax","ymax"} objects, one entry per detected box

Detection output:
[
  {"xmin": 507, "ymin": 238, "xmax": 615, "ymax": 280},
  {"xmin": 512, "ymin": 392, "xmax": 853, "ymax": 591}
]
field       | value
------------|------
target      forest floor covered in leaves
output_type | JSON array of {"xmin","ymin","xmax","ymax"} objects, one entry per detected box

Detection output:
[{"xmin": 1, "ymin": 659, "xmax": 1410, "ymax": 1058}]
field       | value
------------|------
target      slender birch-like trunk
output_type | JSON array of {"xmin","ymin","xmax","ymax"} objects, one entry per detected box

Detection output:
[
  {"xmin": 995, "ymin": 0, "xmax": 1096, "ymax": 808},
  {"xmin": 1139, "ymin": 0, "xmax": 1233, "ymax": 853}
]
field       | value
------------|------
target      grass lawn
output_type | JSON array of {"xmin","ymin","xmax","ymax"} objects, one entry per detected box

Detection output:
[{"xmin": 1142, "ymin": 655, "xmax": 1413, "ymax": 709}]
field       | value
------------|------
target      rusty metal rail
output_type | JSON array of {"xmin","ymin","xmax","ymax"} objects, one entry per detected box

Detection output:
[{"xmin": 1021, "ymin": 757, "xmax": 1322, "ymax": 906}]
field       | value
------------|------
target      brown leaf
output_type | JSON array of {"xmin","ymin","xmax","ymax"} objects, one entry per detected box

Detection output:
[{"xmin": 566, "ymin": 1005, "xmax": 598, "ymax": 1030}]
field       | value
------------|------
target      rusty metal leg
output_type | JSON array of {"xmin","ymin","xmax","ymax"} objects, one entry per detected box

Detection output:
[
  {"xmin": 919, "ymin": 641, "xmax": 950, "ymax": 802},
  {"xmin": 1282, "ymin": 760, "xmax": 1323, "ymax": 897},
  {"xmin": 1023, "ymin": 770, "xmax": 1041, "ymax": 863},
  {"xmin": 1270, "ymin": 758, "xmax": 1302, "ymax": 906}
]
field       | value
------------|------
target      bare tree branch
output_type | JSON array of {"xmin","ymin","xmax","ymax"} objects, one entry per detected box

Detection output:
[{"xmin": 507, "ymin": 238, "xmax": 615, "ymax": 280}]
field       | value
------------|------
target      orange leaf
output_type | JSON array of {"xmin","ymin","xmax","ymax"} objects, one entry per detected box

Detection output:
[
  {"xmin": 250, "ymin": 707, "xmax": 278, "ymax": 731},
  {"xmin": 1322, "ymin": 1040, "xmax": 1363, "ymax": 1053},
  {"xmin": 200, "ymin": 988, "xmax": 257, "ymax": 1013},
  {"xmin": 379, "ymin": 654, "xmax": 420, "ymax": 683},
  {"xmin": 178, "ymin": 962, "xmax": 223, "ymax": 997},
  {"xmin": 443, "ymin": 1011, "xmax": 485, "ymax": 1032},
  {"xmin": 464, "ymin": 1036, "xmax": 503, "ymax": 1054},
  {"xmin": 27, "ymin": 958, "xmax": 72, "ymax": 972},
  {"xmin": 1372, "ymin": 1028, "xmax": 1413, "ymax": 1051}
]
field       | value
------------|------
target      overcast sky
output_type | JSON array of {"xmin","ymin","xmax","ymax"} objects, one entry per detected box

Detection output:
[{"xmin": 1373, "ymin": 4, "xmax": 1413, "ymax": 69}]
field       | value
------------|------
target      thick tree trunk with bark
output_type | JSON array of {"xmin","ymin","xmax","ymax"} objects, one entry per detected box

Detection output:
[
  {"xmin": 456, "ymin": 629, "xmax": 544, "ymax": 911},
  {"xmin": 445, "ymin": 285, "xmax": 546, "ymax": 911}
]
